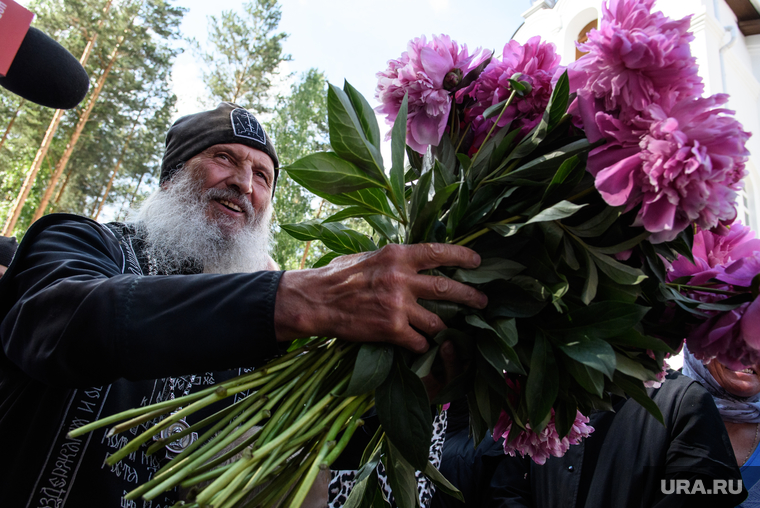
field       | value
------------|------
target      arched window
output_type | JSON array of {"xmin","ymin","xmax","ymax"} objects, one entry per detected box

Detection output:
[{"xmin": 576, "ymin": 19, "xmax": 598, "ymax": 60}]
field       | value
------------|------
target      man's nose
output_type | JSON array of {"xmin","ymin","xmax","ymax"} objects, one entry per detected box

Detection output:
[{"xmin": 227, "ymin": 166, "xmax": 253, "ymax": 195}]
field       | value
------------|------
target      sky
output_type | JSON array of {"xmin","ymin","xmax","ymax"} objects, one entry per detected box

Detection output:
[{"xmin": 172, "ymin": 0, "xmax": 532, "ymax": 119}]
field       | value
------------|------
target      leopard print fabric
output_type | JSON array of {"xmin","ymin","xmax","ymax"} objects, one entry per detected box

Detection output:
[{"xmin": 327, "ymin": 410, "xmax": 448, "ymax": 507}]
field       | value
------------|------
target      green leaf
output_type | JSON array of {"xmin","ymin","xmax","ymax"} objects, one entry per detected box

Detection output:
[
  {"xmin": 358, "ymin": 438, "xmax": 384, "ymax": 481},
  {"xmin": 385, "ymin": 439, "xmax": 420, "ymax": 508},
  {"xmin": 281, "ymin": 220, "xmax": 377, "ymax": 254},
  {"xmin": 323, "ymin": 206, "xmax": 384, "ymax": 224},
  {"xmin": 613, "ymin": 371, "xmax": 664, "ymax": 425},
  {"xmin": 483, "ymin": 97, "xmax": 510, "ymax": 119},
  {"xmin": 376, "ymin": 356, "xmax": 433, "ymax": 470},
  {"xmin": 667, "ymin": 227, "xmax": 695, "ymax": 264},
  {"xmin": 410, "ymin": 345, "xmax": 439, "ymax": 378},
  {"xmin": 526, "ymin": 332, "xmax": 558, "ymax": 432},
  {"xmin": 615, "ymin": 352, "xmax": 659, "ymax": 382},
  {"xmin": 419, "ymin": 299, "xmax": 462, "ymax": 324},
  {"xmin": 476, "ymin": 332, "xmax": 525, "ymax": 375},
  {"xmin": 344, "ymin": 469, "xmax": 380, "ymax": 508},
  {"xmin": 453, "ymin": 258, "xmax": 525, "ymax": 284},
  {"xmin": 566, "ymin": 206, "xmax": 622, "ymax": 238},
  {"xmin": 456, "ymin": 153, "xmax": 471, "ymax": 171},
  {"xmin": 487, "ymin": 282, "xmax": 548, "ymax": 318},
  {"xmin": 447, "ymin": 178, "xmax": 469, "ymax": 239},
  {"xmin": 539, "ymin": 221, "xmax": 564, "ymax": 256},
  {"xmin": 555, "ymin": 335, "xmax": 616, "ymax": 379},
  {"xmin": 433, "ymin": 133, "xmax": 458, "ymax": 180},
  {"xmin": 284, "ymin": 152, "xmax": 385, "ymax": 195},
  {"xmin": 541, "ymin": 155, "xmax": 584, "ymax": 206},
  {"xmin": 589, "ymin": 248, "xmax": 647, "ymax": 285},
  {"xmin": 328, "ymin": 83, "xmax": 386, "ymax": 183},
  {"xmin": 526, "ymin": 201, "xmax": 587, "ymax": 225},
  {"xmin": 554, "ymin": 398, "xmax": 578, "ymax": 439},
  {"xmin": 547, "ymin": 71, "xmax": 570, "ymax": 129},
  {"xmin": 493, "ymin": 318, "xmax": 519, "ymax": 347},
  {"xmin": 365, "ymin": 215, "xmax": 399, "ymax": 243},
  {"xmin": 424, "ymin": 461, "xmax": 464, "ymax": 502},
  {"xmin": 409, "ymin": 168, "xmax": 432, "ymax": 227},
  {"xmin": 580, "ymin": 247, "xmax": 598, "ymax": 305},
  {"xmin": 563, "ymin": 357, "xmax": 604, "ymax": 397},
  {"xmin": 344, "ymin": 81, "xmax": 382, "ymax": 150},
  {"xmin": 467, "ymin": 392, "xmax": 489, "ymax": 445},
  {"xmin": 562, "ymin": 236, "xmax": 580, "ymax": 271},
  {"xmin": 557, "ymin": 302, "xmax": 650, "ymax": 340},
  {"xmin": 390, "ymin": 93, "xmax": 409, "ymax": 219},
  {"xmin": 345, "ymin": 344, "xmax": 394, "ymax": 396},
  {"xmin": 592, "ymin": 231, "xmax": 650, "ymax": 255},
  {"xmin": 505, "ymin": 139, "xmax": 593, "ymax": 180},
  {"xmin": 311, "ymin": 187, "xmax": 396, "ymax": 217},
  {"xmin": 606, "ymin": 329, "xmax": 675, "ymax": 353},
  {"xmin": 312, "ymin": 251, "xmax": 340, "ymax": 268},
  {"xmin": 410, "ymin": 182, "xmax": 459, "ymax": 244}
]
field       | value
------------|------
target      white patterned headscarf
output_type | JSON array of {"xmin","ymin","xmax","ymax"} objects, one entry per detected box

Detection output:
[{"xmin": 682, "ymin": 346, "xmax": 760, "ymax": 423}]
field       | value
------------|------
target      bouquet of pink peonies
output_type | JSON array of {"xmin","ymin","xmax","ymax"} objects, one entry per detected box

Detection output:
[{"xmin": 69, "ymin": 0, "xmax": 759, "ymax": 505}]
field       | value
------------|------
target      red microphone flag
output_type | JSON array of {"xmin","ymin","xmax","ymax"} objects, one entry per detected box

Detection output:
[{"xmin": 0, "ymin": 0, "xmax": 34, "ymax": 77}]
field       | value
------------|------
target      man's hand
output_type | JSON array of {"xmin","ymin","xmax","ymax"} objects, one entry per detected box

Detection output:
[{"xmin": 274, "ymin": 243, "xmax": 487, "ymax": 353}]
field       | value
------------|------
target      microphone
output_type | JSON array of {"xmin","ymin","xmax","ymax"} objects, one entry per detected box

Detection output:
[{"xmin": 0, "ymin": 27, "xmax": 90, "ymax": 110}]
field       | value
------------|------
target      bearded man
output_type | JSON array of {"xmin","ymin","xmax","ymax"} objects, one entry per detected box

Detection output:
[{"xmin": 0, "ymin": 103, "xmax": 486, "ymax": 506}]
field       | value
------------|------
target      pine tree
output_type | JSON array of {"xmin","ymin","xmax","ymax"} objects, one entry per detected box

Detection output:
[{"xmin": 196, "ymin": 0, "xmax": 290, "ymax": 111}]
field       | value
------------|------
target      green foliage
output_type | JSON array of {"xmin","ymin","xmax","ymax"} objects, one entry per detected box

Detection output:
[
  {"xmin": 196, "ymin": 0, "xmax": 290, "ymax": 111},
  {"xmin": 0, "ymin": 0, "xmax": 185, "ymax": 236}
]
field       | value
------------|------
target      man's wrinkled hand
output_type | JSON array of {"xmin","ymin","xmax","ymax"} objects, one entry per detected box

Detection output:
[{"xmin": 274, "ymin": 243, "xmax": 488, "ymax": 352}]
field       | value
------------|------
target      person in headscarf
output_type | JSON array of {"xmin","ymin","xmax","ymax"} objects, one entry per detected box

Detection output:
[{"xmin": 683, "ymin": 347, "xmax": 760, "ymax": 506}]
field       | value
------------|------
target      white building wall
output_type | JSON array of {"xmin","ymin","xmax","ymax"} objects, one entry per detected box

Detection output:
[{"xmin": 514, "ymin": 0, "xmax": 760, "ymax": 232}]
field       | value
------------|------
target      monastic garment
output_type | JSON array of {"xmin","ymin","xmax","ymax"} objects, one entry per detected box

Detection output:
[{"xmin": 0, "ymin": 214, "xmax": 283, "ymax": 507}]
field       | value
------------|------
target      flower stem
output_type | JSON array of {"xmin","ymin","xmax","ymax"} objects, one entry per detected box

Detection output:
[
  {"xmin": 468, "ymin": 90, "xmax": 517, "ymax": 170},
  {"xmin": 666, "ymin": 283, "xmax": 739, "ymax": 296},
  {"xmin": 454, "ymin": 215, "xmax": 522, "ymax": 246}
]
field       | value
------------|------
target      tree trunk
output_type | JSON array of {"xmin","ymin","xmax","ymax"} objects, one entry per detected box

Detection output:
[
  {"xmin": 126, "ymin": 172, "xmax": 145, "ymax": 209},
  {"xmin": 1, "ymin": 0, "xmax": 114, "ymax": 234},
  {"xmin": 299, "ymin": 199, "xmax": 325, "ymax": 269},
  {"xmin": 53, "ymin": 166, "xmax": 75, "ymax": 208},
  {"xmin": 32, "ymin": 40, "xmax": 123, "ymax": 223},
  {"xmin": 1, "ymin": 109, "xmax": 65, "ymax": 235},
  {"xmin": 0, "ymin": 99, "xmax": 26, "ymax": 153},
  {"xmin": 91, "ymin": 109, "xmax": 142, "ymax": 220}
]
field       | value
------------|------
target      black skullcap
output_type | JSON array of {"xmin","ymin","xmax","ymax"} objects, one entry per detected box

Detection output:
[
  {"xmin": 160, "ymin": 102, "xmax": 279, "ymax": 192},
  {"xmin": 0, "ymin": 236, "xmax": 18, "ymax": 267}
]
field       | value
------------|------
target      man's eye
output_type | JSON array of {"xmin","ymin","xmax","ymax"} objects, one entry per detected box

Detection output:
[{"xmin": 217, "ymin": 153, "xmax": 230, "ymax": 161}]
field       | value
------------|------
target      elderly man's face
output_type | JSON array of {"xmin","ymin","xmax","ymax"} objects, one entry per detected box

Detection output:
[
  {"xmin": 707, "ymin": 360, "xmax": 760, "ymax": 398},
  {"xmin": 186, "ymin": 143, "xmax": 275, "ymax": 236}
]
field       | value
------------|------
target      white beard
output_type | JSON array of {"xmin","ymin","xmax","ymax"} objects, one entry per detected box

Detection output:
[{"xmin": 129, "ymin": 163, "xmax": 273, "ymax": 275}]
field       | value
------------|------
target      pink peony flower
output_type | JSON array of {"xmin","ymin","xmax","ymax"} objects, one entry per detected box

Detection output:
[
  {"xmin": 670, "ymin": 222, "xmax": 760, "ymax": 287},
  {"xmin": 668, "ymin": 223, "xmax": 760, "ymax": 369},
  {"xmin": 643, "ymin": 349, "xmax": 668, "ymax": 388},
  {"xmin": 493, "ymin": 409, "xmax": 593, "ymax": 465},
  {"xmin": 568, "ymin": 0, "xmax": 703, "ymax": 122},
  {"xmin": 587, "ymin": 94, "xmax": 749, "ymax": 243},
  {"xmin": 375, "ymin": 35, "xmax": 489, "ymax": 154},
  {"xmin": 457, "ymin": 36, "xmax": 563, "ymax": 153}
]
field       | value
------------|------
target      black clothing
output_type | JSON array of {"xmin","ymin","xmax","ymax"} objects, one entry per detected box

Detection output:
[
  {"xmin": 0, "ymin": 214, "xmax": 284, "ymax": 507},
  {"xmin": 434, "ymin": 372, "xmax": 746, "ymax": 508}
]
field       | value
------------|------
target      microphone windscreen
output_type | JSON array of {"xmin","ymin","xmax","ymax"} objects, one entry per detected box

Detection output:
[{"xmin": 0, "ymin": 27, "xmax": 90, "ymax": 110}]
